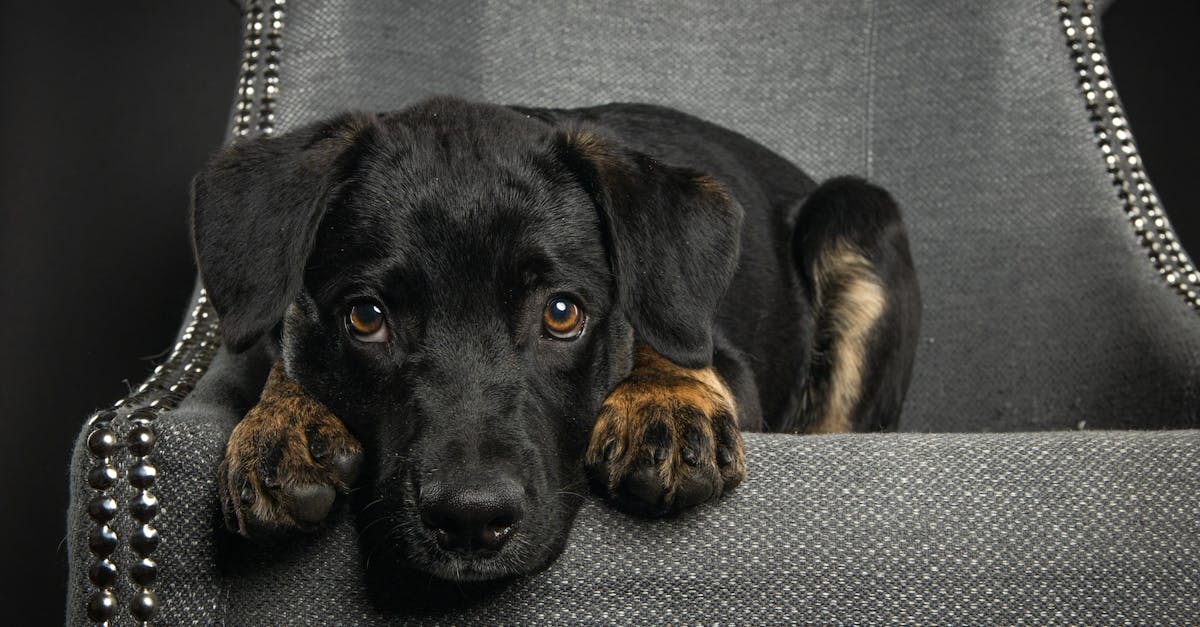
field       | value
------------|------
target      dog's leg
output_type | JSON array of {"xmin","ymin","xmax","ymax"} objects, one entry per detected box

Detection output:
[
  {"xmin": 585, "ymin": 343, "xmax": 747, "ymax": 516},
  {"xmin": 218, "ymin": 360, "xmax": 364, "ymax": 535},
  {"xmin": 791, "ymin": 177, "xmax": 921, "ymax": 434}
]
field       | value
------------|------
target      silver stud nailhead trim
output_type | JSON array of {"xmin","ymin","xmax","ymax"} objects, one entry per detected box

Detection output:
[
  {"xmin": 126, "ymin": 409, "xmax": 161, "ymax": 623},
  {"xmin": 260, "ymin": 1, "xmax": 285, "ymax": 136},
  {"xmin": 85, "ymin": 410, "xmax": 119, "ymax": 624},
  {"xmin": 82, "ymin": 0, "xmax": 284, "ymax": 619},
  {"xmin": 1058, "ymin": 0, "xmax": 1200, "ymax": 310},
  {"xmin": 83, "ymin": 294, "xmax": 221, "ymax": 624},
  {"xmin": 233, "ymin": 3, "xmax": 265, "ymax": 138}
]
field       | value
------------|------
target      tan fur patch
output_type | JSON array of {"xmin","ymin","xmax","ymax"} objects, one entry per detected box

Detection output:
[
  {"xmin": 694, "ymin": 174, "xmax": 733, "ymax": 205},
  {"xmin": 586, "ymin": 344, "xmax": 745, "ymax": 506},
  {"xmin": 601, "ymin": 344, "xmax": 736, "ymax": 420},
  {"xmin": 567, "ymin": 130, "xmax": 734, "ymax": 217},
  {"xmin": 332, "ymin": 111, "xmax": 376, "ymax": 144},
  {"xmin": 566, "ymin": 128, "xmax": 619, "ymax": 171},
  {"xmin": 806, "ymin": 244, "xmax": 887, "ymax": 434},
  {"xmin": 219, "ymin": 361, "xmax": 362, "ymax": 534},
  {"xmin": 298, "ymin": 112, "xmax": 376, "ymax": 169}
]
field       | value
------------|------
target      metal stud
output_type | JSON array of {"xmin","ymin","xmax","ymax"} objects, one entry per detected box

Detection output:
[
  {"xmin": 131, "ymin": 558, "xmax": 158, "ymax": 587},
  {"xmin": 88, "ymin": 525, "xmax": 117, "ymax": 557},
  {"xmin": 87, "ymin": 428, "xmax": 117, "ymax": 457},
  {"xmin": 87, "ymin": 495, "xmax": 118, "ymax": 523},
  {"xmin": 88, "ymin": 558, "xmax": 119, "ymax": 588},
  {"xmin": 127, "ymin": 424, "xmax": 157, "ymax": 456},
  {"xmin": 131, "ymin": 491, "xmax": 160, "ymax": 523},
  {"xmin": 131, "ymin": 523, "xmax": 160, "ymax": 557},
  {"xmin": 129, "ymin": 590, "xmax": 160, "ymax": 622},
  {"xmin": 88, "ymin": 464, "xmax": 118, "ymax": 490},
  {"xmin": 87, "ymin": 590, "xmax": 117, "ymax": 622},
  {"xmin": 88, "ymin": 410, "xmax": 115, "ymax": 428},
  {"xmin": 129, "ymin": 407, "xmax": 157, "ymax": 425},
  {"xmin": 129, "ymin": 460, "xmax": 158, "ymax": 488}
]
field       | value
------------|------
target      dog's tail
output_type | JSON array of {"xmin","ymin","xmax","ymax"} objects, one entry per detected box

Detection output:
[{"xmin": 785, "ymin": 177, "xmax": 921, "ymax": 434}]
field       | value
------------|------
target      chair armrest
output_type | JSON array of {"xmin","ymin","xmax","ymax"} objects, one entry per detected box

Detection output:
[{"xmin": 68, "ymin": 364, "xmax": 1200, "ymax": 623}]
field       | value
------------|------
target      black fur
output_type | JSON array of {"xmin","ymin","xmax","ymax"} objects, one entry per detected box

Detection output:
[{"xmin": 191, "ymin": 96, "xmax": 920, "ymax": 585}]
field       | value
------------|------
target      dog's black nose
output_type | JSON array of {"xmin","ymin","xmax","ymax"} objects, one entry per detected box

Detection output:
[{"xmin": 419, "ymin": 480, "xmax": 523, "ymax": 554}]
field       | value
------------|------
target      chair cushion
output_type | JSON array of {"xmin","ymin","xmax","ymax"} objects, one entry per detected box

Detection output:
[{"xmin": 68, "ymin": 370, "xmax": 1200, "ymax": 623}]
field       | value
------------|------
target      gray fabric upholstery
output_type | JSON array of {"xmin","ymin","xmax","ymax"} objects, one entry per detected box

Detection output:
[
  {"xmin": 71, "ymin": 400, "xmax": 1200, "ymax": 623},
  {"xmin": 67, "ymin": 0, "xmax": 1200, "ymax": 623}
]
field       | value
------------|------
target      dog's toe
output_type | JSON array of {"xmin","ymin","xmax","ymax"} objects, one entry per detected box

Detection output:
[
  {"xmin": 672, "ymin": 461, "xmax": 720, "ymax": 510},
  {"xmin": 586, "ymin": 346, "xmax": 746, "ymax": 517},
  {"xmin": 307, "ymin": 423, "xmax": 364, "ymax": 486},
  {"xmin": 330, "ymin": 450, "xmax": 364, "ymax": 486},
  {"xmin": 616, "ymin": 466, "xmax": 669, "ymax": 515},
  {"xmin": 218, "ymin": 362, "xmax": 363, "ymax": 536},
  {"xmin": 284, "ymin": 482, "xmax": 337, "ymax": 526}
]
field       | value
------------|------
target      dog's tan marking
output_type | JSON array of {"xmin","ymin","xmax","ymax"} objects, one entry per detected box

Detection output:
[
  {"xmin": 332, "ymin": 111, "xmax": 376, "ymax": 144},
  {"xmin": 805, "ymin": 244, "xmax": 887, "ymax": 434},
  {"xmin": 219, "ymin": 361, "xmax": 362, "ymax": 534},
  {"xmin": 569, "ymin": 128, "xmax": 734, "ymax": 205},
  {"xmin": 566, "ymin": 129, "xmax": 619, "ymax": 172},
  {"xmin": 694, "ymin": 174, "xmax": 734, "ymax": 206},
  {"xmin": 587, "ymin": 344, "xmax": 745, "ymax": 511}
]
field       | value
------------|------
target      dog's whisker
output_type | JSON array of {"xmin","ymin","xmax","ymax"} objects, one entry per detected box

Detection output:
[
  {"xmin": 359, "ymin": 497, "xmax": 386, "ymax": 511},
  {"xmin": 355, "ymin": 514, "xmax": 397, "ymax": 542},
  {"xmin": 361, "ymin": 523, "xmax": 396, "ymax": 573}
]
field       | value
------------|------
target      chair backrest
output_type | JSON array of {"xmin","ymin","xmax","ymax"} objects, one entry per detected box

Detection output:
[{"xmin": 241, "ymin": 0, "xmax": 1198, "ymax": 431}]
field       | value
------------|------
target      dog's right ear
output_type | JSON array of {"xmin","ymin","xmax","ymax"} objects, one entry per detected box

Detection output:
[{"xmin": 190, "ymin": 112, "xmax": 377, "ymax": 352}]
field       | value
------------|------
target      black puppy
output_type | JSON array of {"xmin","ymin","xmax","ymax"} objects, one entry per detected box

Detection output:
[{"xmin": 193, "ymin": 96, "xmax": 920, "ymax": 583}]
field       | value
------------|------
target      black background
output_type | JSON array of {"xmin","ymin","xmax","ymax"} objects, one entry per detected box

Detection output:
[{"xmin": 0, "ymin": 1, "xmax": 1195, "ymax": 622}]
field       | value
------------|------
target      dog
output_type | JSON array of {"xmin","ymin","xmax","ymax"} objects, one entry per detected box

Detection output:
[{"xmin": 192, "ymin": 96, "xmax": 920, "ymax": 585}]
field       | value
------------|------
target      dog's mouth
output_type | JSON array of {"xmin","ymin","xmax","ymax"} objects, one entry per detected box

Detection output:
[
  {"xmin": 356, "ymin": 527, "xmax": 532, "ymax": 611},
  {"xmin": 416, "ymin": 541, "xmax": 534, "ymax": 582}
]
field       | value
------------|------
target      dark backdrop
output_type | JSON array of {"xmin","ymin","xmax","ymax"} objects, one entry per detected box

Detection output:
[
  {"xmin": 0, "ymin": 2, "xmax": 242, "ymax": 621},
  {"xmin": 0, "ymin": 1, "xmax": 1194, "ymax": 622}
]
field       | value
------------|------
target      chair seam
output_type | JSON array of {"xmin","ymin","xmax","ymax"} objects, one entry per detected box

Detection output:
[{"xmin": 861, "ymin": 0, "xmax": 878, "ymax": 179}]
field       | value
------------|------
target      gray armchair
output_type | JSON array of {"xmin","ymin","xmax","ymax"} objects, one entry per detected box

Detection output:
[{"xmin": 68, "ymin": 0, "xmax": 1199, "ymax": 623}]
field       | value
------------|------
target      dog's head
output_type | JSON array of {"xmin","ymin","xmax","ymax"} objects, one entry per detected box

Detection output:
[{"xmin": 191, "ymin": 97, "xmax": 741, "ymax": 582}]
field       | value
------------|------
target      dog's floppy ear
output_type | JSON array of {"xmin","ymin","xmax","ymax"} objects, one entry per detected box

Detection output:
[
  {"xmin": 558, "ymin": 129, "xmax": 743, "ymax": 369},
  {"xmin": 191, "ymin": 112, "xmax": 377, "ymax": 352}
]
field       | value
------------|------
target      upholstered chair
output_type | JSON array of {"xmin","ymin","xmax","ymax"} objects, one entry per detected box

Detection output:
[{"xmin": 69, "ymin": 0, "xmax": 1199, "ymax": 623}]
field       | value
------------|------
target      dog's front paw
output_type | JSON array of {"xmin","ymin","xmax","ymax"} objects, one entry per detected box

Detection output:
[
  {"xmin": 219, "ymin": 362, "xmax": 363, "ymax": 536},
  {"xmin": 586, "ymin": 346, "xmax": 746, "ymax": 517}
]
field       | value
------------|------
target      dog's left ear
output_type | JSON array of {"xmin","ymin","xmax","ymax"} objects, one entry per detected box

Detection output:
[{"xmin": 557, "ymin": 129, "xmax": 743, "ymax": 369}]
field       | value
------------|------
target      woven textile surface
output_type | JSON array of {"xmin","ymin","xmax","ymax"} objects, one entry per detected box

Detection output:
[{"xmin": 70, "ymin": 398, "xmax": 1200, "ymax": 623}]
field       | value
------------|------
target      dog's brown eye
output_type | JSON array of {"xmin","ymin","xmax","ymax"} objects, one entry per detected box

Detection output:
[
  {"xmin": 543, "ymin": 296, "xmax": 585, "ymax": 340},
  {"xmin": 347, "ymin": 301, "xmax": 388, "ymax": 343}
]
